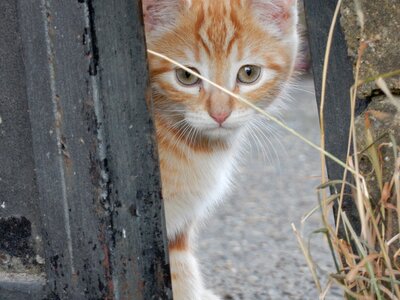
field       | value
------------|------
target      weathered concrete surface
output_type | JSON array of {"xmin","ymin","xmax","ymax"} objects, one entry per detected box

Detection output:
[
  {"xmin": 355, "ymin": 95, "xmax": 400, "ymax": 259},
  {"xmin": 199, "ymin": 77, "xmax": 342, "ymax": 300},
  {"xmin": 341, "ymin": 0, "xmax": 400, "ymax": 282},
  {"xmin": 340, "ymin": 0, "xmax": 400, "ymax": 98}
]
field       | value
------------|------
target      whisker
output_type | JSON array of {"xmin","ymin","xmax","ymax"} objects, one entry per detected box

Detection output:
[
  {"xmin": 164, "ymin": 122, "xmax": 190, "ymax": 155},
  {"xmin": 252, "ymin": 119, "xmax": 282, "ymax": 169},
  {"xmin": 245, "ymin": 123, "xmax": 272, "ymax": 164},
  {"xmin": 255, "ymin": 118, "xmax": 286, "ymax": 155},
  {"xmin": 289, "ymin": 86, "xmax": 315, "ymax": 95}
]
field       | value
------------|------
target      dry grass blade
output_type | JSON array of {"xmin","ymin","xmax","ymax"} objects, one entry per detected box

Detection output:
[
  {"xmin": 353, "ymin": 0, "xmax": 365, "ymax": 30},
  {"xmin": 356, "ymin": 69, "xmax": 400, "ymax": 87},
  {"xmin": 378, "ymin": 284, "xmax": 399, "ymax": 300},
  {"xmin": 346, "ymin": 253, "xmax": 379, "ymax": 282},
  {"xmin": 365, "ymin": 198, "xmax": 400, "ymax": 298},
  {"xmin": 292, "ymin": 223, "xmax": 322, "ymax": 293},
  {"xmin": 363, "ymin": 113, "xmax": 383, "ymax": 192},
  {"xmin": 389, "ymin": 135, "xmax": 400, "ymax": 246},
  {"xmin": 386, "ymin": 233, "xmax": 400, "ymax": 247},
  {"xmin": 330, "ymin": 275, "xmax": 366, "ymax": 299},
  {"xmin": 318, "ymin": 0, "xmax": 343, "ymax": 215},
  {"xmin": 395, "ymin": 155, "xmax": 400, "ymax": 247},
  {"xmin": 349, "ymin": 38, "xmax": 369, "ymax": 241},
  {"xmin": 375, "ymin": 77, "xmax": 399, "ymax": 108},
  {"xmin": 341, "ymin": 212, "xmax": 383, "ymax": 299},
  {"xmin": 319, "ymin": 279, "xmax": 333, "ymax": 300},
  {"xmin": 301, "ymin": 194, "xmax": 338, "ymax": 223},
  {"xmin": 317, "ymin": 180, "xmax": 354, "ymax": 190}
]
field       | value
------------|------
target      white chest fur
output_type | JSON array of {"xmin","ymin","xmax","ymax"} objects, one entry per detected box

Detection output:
[{"xmin": 161, "ymin": 145, "xmax": 239, "ymax": 239}]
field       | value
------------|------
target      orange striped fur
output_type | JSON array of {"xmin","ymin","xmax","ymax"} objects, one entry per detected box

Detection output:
[{"xmin": 142, "ymin": 1, "xmax": 299, "ymax": 299}]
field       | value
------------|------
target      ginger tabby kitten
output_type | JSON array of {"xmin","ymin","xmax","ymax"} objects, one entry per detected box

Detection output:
[{"xmin": 143, "ymin": 0, "xmax": 299, "ymax": 299}]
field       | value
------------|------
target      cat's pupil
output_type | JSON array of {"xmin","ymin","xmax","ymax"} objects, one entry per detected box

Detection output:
[
  {"xmin": 237, "ymin": 65, "xmax": 261, "ymax": 84},
  {"xmin": 185, "ymin": 71, "xmax": 191, "ymax": 79}
]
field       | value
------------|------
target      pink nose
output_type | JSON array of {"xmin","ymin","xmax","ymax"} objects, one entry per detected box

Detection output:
[{"xmin": 210, "ymin": 111, "xmax": 230, "ymax": 125}]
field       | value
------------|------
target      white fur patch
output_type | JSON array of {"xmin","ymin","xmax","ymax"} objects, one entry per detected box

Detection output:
[{"xmin": 162, "ymin": 140, "xmax": 241, "ymax": 239}]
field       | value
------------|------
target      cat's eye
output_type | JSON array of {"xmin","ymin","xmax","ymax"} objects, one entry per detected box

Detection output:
[
  {"xmin": 176, "ymin": 67, "xmax": 201, "ymax": 86},
  {"xmin": 237, "ymin": 65, "xmax": 261, "ymax": 84}
]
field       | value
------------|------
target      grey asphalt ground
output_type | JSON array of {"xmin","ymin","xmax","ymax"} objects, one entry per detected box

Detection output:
[{"xmin": 198, "ymin": 76, "xmax": 343, "ymax": 300}]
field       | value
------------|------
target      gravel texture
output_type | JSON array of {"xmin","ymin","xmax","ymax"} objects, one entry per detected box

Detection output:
[{"xmin": 198, "ymin": 76, "xmax": 343, "ymax": 300}]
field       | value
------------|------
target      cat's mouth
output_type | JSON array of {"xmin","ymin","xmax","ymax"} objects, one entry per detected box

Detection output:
[
  {"xmin": 183, "ymin": 111, "xmax": 248, "ymax": 139},
  {"xmin": 202, "ymin": 124, "xmax": 239, "ymax": 139}
]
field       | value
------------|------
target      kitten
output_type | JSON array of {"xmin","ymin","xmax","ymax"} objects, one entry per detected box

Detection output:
[{"xmin": 143, "ymin": 1, "xmax": 299, "ymax": 299}]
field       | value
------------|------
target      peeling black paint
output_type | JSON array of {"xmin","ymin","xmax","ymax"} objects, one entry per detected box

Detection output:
[
  {"xmin": 0, "ymin": 216, "xmax": 34, "ymax": 262},
  {"xmin": 86, "ymin": 0, "xmax": 99, "ymax": 76},
  {"xmin": 1, "ymin": 0, "xmax": 171, "ymax": 298}
]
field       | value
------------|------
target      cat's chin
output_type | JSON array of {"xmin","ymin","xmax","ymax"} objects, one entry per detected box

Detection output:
[{"xmin": 203, "ymin": 126, "xmax": 238, "ymax": 140}]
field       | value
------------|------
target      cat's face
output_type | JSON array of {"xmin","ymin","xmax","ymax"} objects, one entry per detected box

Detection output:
[{"xmin": 144, "ymin": 0, "xmax": 298, "ymax": 141}]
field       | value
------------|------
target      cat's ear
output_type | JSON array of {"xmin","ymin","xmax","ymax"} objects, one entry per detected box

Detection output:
[
  {"xmin": 142, "ymin": 0, "xmax": 191, "ymax": 33},
  {"xmin": 250, "ymin": 0, "xmax": 298, "ymax": 36}
]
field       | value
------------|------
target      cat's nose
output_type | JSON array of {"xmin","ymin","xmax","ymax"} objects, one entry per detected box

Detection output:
[{"xmin": 210, "ymin": 111, "xmax": 231, "ymax": 125}]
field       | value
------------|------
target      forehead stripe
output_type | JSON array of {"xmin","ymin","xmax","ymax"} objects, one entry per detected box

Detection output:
[
  {"xmin": 195, "ymin": 1, "xmax": 243, "ymax": 58},
  {"xmin": 194, "ymin": 4, "xmax": 211, "ymax": 58}
]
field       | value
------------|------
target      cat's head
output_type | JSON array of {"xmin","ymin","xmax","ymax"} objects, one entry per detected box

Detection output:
[{"xmin": 143, "ymin": 0, "xmax": 299, "ymax": 142}]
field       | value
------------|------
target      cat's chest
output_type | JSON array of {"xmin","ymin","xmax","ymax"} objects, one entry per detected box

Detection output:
[
  {"xmin": 160, "ymin": 148, "xmax": 237, "ymax": 237},
  {"xmin": 160, "ymin": 148, "xmax": 237, "ymax": 204},
  {"xmin": 186, "ymin": 152, "xmax": 234, "ymax": 194}
]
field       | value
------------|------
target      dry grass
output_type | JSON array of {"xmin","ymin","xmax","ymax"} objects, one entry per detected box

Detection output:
[
  {"xmin": 297, "ymin": 103, "xmax": 400, "ymax": 299},
  {"xmin": 294, "ymin": 1, "xmax": 400, "ymax": 299}
]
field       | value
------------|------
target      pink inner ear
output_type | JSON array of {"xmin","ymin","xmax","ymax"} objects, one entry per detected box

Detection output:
[
  {"xmin": 251, "ymin": 0, "xmax": 296, "ymax": 31},
  {"xmin": 142, "ymin": 0, "xmax": 157, "ymax": 30},
  {"xmin": 142, "ymin": 0, "xmax": 191, "ymax": 32}
]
